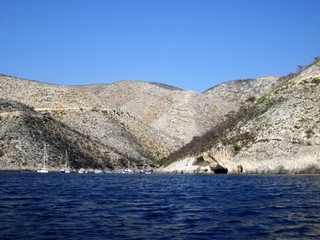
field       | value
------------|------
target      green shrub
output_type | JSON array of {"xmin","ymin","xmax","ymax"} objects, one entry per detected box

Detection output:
[
  {"xmin": 246, "ymin": 96, "xmax": 256, "ymax": 103},
  {"xmin": 305, "ymin": 128, "xmax": 314, "ymax": 138},
  {"xmin": 311, "ymin": 78, "xmax": 320, "ymax": 84},
  {"xmin": 234, "ymin": 144, "xmax": 241, "ymax": 152}
]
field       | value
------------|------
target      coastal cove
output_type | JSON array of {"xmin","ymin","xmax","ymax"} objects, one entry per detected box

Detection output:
[
  {"xmin": 1, "ymin": 58, "xmax": 320, "ymax": 174},
  {"xmin": 1, "ymin": 173, "xmax": 319, "ymax": 239}
]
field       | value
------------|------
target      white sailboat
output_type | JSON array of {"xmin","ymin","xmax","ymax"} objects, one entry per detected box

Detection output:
[
  {"xmin": 60, "ymin": 149, "xmax": 70, "ymax": 173},
  {"xmin": 37, "ymin": 143, "xmax": 49, "ymax": 173},
  {"xmin": 122, "ymin": 160, "xmax": 133, "ymax": 174}
]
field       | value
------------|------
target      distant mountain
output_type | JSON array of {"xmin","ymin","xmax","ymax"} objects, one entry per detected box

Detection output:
[{"xmin": 162, "ymin": 59, "xmax": 320, "ymax": 174}]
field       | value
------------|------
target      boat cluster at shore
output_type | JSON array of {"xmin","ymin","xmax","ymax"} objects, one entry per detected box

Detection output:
[
  {"xmin": 34, "ymin": 143, "xmax": 154, "ymax": 174},
  {"xmin": 23, "ymin": 168, "xmax": 154, "ymax": 174}
]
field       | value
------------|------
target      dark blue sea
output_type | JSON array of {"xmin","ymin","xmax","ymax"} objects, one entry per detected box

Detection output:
[{"xmin": 0, "ymin": 173, "xmax": 319, "ymax": 240}]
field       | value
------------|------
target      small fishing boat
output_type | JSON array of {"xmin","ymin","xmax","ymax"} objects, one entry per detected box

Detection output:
[{"xmin": 37, "ymin": 143, "xmax": 49, "ymax": 173}]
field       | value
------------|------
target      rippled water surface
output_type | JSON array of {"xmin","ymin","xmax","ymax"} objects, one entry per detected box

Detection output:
[{"xmin": 0, "ymin": 173, "xmax": 320, "ymax": 239}]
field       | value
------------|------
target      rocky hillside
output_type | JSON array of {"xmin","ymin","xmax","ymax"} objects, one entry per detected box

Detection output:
[
  {"xmin": 0, "ymin": 99, "xmax": 124, "ymax": 171},
  {"xmin": 162, "ymin": 59, "xmax": 320, "ymax": 174},
  {"xmin": 79, "ymin": 81, "xmax": 221, "ymax": 143},
  {"xmin": 203, "ymin": 76, "xmax": 282, "ymax": 116},
  {"xmin": 0, "ymin": 69, "xmax": 287, "ymax": 171}
]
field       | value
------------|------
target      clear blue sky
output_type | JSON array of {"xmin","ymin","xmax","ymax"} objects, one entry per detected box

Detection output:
[{"xmin": 1, "ymin": 0, "xmax": 319, "ymax": 92}]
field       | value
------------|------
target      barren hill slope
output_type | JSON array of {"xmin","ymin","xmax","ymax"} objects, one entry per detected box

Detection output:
[
  {"xmin": 80, "ymin": 78, "xmax": 284, "ymax": 143},
  {"xmin": 162, "ymin": 59, "xmax": 320, "ymax": 174},
  {"xmin": 79, "ymin": 80, "xmax": 221, "ymax": 143},
  {"xmin": 204, "ymin": 76, "xmax": 282, "ymax": 116}
]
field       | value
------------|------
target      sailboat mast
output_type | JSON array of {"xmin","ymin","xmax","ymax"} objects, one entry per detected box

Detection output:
[
  {"xmin": 65, "ymin": 149, "xmax": 68, "ymax": 167},
  {"xmin": 43, "ymin": 143, "xmax": 47, "ymax": 168}
]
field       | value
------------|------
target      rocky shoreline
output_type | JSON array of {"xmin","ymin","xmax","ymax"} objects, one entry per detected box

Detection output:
[{"xmin": 159, "ymin": 157, "xmax": 320, "ymax": 175}]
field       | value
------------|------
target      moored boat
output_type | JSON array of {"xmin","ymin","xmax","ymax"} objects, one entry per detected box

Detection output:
[
  {"xmin": 60, "ymin": 150, "xmax": 70, "ymax": 173},
  {"xmin": 37, "ymin": 143, "xmax": 49, "ymax": 173},
  {"xmin": 139, "ymin": 169, "xmax": 153, "ymax": 174},
  {"xmin": 122, "ymin": 160, "xmax": 133, "ymax": 174}
]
